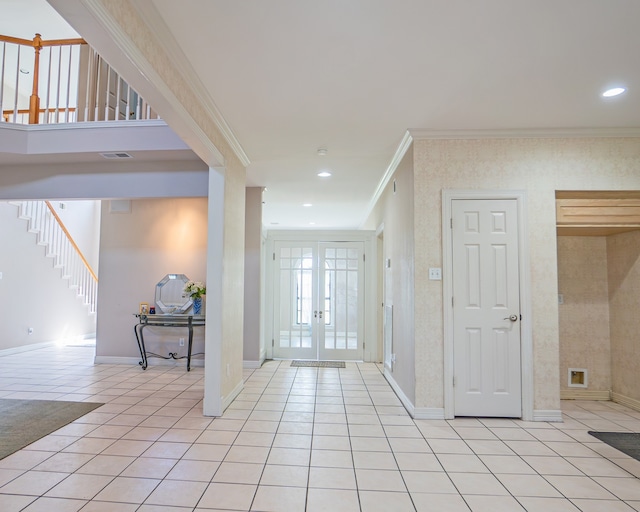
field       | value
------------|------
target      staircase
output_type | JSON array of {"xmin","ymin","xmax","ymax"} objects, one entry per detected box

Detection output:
[{"xmin": 11, "ymin": 200, "xmax": 98, "ymax": 314}]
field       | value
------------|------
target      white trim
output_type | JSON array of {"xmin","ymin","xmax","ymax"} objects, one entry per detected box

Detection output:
[
  {"xmin": 0, "ymin": 341, "xmax": 56, "ymax": 356},
  {"xmin": 94, "ymin": 355, "xmax": 204, "ymax": 367},
  {"xmin": 442, "ymin": 190, "xmax": 533, "ymax": 420},
  {"xmin": 561, "ymin": 389, "xmax": 610, "ymax": 401},
  {"xmin": 80, "ymin": 0, "xmax": 227, "ymax": 168},
  {"xmin": 361, "ymin": 131, "xmax": 413, "ymax": 228},
  {"xmin": 409, "ymin": 127, "xmax": 640, "ymax": 140},
  {"xmin": 243, "ymin": 360, "xmax": 263, "ymax": 369},
  {"xmin": 0, "ymin": 119, "xmax": 169, "ymax": 132},
  {"xmin": 611, "ymin": 392, "xmax": 640, "ymax": 413},
  {"xmin": 222, "ymin": 379, "xmax": 244, "ymax": 413},
  {"xmin": 533, "ymin": 410, "xmax": 563, "ymax": 422},
  {"xmin": 413, "ymin": 408, "xmax": 446, "ymax": 420},
  {"xmin": 131, "ymin": 0, "xmax": 250, "ymax": 167},
  {"xmin": 383, "ymin": 367, "xmax": 415, "ymax": 417}
]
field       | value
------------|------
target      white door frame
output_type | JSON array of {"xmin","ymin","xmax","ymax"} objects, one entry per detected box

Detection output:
[
  {"xmin": 265, "ymin": 230, "xmax": 377, "ymax": 362},
  {"xmin": 442, "ymin": 190, "xmax": 533, "ymax": 421}
]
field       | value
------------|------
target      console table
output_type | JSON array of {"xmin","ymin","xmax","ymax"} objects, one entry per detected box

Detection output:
[{"xmin": 134, "ymin": 313, "xmax": 205, "ymax": 371}]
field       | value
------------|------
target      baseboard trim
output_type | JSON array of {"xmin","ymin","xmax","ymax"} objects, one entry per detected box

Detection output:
[
  {"xmin": 0, "ymin": 341, "xmax": 56, "ymax": 356},
  {"xmin": 222, "ymin": 379, "xmax": 244, "ymax": 412},
  {"xmin": 383, "ymin": 368, "xmax": 416, "ymax": 418},
  {"xmin": 413, "ymin": 407, "xmax": 446, "ymax": 420},
  {"xmin": 94, "ymin": 355, "xmax": 204, "ymax": 368},
  {"xmin": 533, "ymin": 409, "xmax": 563, "ymax": 422},
  {"xmin": 561, "ymin": 389, "xmax": 611, "ymax": 401},
  {"xmin": 611, "ymin": 392, "xmax": 640, "ymax": 413},
  {"xmin": 243, "ymin": 360, "xmax": 263, "ymax": 369}
]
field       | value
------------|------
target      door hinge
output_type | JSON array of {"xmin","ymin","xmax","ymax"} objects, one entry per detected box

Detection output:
[
  {"xmin": 363, "ymin": 253, "xmax": 366, "ymax": 262},
  {"xmin": 453, "ymin": 376, "xmax": 456, "ymax": 387},
  {"xmin": 450, "ymin": 218, "xmax": 453, "ymax": 229},
  {"xmin": 271, "ymin": 338, "xmax": 274, "ymax": 347},
  {"xmin": 273, "ymin": 252, "xmax": 275, "ymax": 261},
  {"xmin": 452, "ymin": 296, "xmax": 454, "ymax": 307}
]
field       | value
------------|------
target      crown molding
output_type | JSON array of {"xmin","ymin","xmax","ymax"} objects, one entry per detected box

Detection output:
[
  {"xmin": 360, "ymin": 130, "xmax": 413, "ymax": 227},
  {"xmin": 409, "ymin": 127, "xmax": 640, "ymax": 139},
  {"xmin": 132, "ymin": 0, "xmax": 251, "ymax": 167},
  {"xmin": 80, "ymin": 0, "xmax": 228, "ymax": 168}
]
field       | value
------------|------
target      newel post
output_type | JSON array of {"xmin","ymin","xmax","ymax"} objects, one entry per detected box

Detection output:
[{"xmin": 28, "ymin": 33, "xmax": 43, "ymax": 124}]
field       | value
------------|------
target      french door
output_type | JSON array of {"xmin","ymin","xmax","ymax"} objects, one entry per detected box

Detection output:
[{"xmin": 273, "ymin": 241, "xmax": 364, "ymax": 361}]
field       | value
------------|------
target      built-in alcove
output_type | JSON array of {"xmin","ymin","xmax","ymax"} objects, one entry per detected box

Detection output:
[{"xmin": 556, "ymin": 191, "xmax": 640, "ymax": 406}]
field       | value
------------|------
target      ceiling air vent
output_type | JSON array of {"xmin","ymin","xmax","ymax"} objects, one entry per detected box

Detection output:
[{"xmin": 100, "ymin": 152, "xmax": 133, "ymax": 159}]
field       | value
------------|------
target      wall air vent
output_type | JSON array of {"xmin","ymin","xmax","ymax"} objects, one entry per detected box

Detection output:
[{"xmin": 100, "ymin": 152, "xmax": 133, "ymax": 159}]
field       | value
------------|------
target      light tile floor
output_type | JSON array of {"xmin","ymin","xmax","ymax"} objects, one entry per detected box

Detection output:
[{"xmin": 1, "ymin": 345, "xmax": 640, "ymax": 511}]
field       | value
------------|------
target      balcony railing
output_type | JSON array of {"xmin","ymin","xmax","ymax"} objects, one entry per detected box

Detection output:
[{"xmin": 1, "ymin": 33, "xmax": 159, "ymax": 125}]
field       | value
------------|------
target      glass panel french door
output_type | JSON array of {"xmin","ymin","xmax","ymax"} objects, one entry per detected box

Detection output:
[{"xmin": 273, "ymin": 241, "xmax": 364, "ymax": 361}]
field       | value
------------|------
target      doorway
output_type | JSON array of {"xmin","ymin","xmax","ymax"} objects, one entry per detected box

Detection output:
[
  {"xmin": 443, "ymin": 190, "xmax": 533, "ymax": 420},
  {"xmin": 272, "ymin": 240, "xmax": 365, "ymax": 361}
]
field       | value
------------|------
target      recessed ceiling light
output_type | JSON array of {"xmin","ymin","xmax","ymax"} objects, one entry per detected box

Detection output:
[
  {"xmin": 303, "ymin": 203, "xmax": 312, "ymax": 207},
  {"xmin": 317, "ymin": 147, "xmax": 328, "ymax": 156},
  {"xmin": 602, "ymin": 87, "xmax": 626, "ymax": 98},
  {"xmin": 309, "ymin": 222, "xmax": 316, "ymax": 225},
  {"xmin": 317, "ymin": 171, "xmax": 332, "ymax": 178}
]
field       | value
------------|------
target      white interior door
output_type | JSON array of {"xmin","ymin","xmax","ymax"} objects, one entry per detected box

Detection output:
[
  {"xmin": 452, "ymin": 199, "xmax": 522, "ymax": 417},
  {"xmin": 272, "ymin": 241, "xmax": 364, "ymax": 361}
]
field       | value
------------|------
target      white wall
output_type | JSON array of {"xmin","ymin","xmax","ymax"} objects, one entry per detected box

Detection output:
[
  {"xmin": 95, "ymin": 198, "xmax": 208, "ymax": 362},
  {"xmin": 0, "ymin": 202, "xmax": 95, "ymax": 349},
  {"xmin": 52, "ymin": 200, "xmax": 102, "ymax": 271}
]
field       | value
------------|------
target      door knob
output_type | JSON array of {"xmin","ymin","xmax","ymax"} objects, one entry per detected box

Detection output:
[{"xmin": 503, "ymin": 314, "xmax": 518, "ymax": 321}]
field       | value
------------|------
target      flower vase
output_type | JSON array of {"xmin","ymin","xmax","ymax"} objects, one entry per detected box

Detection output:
[{"xmin": 193, "ymin": 297, "xmax": 202, "ymax": 315}]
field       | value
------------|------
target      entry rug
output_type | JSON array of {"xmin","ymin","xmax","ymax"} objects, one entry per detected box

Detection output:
[
  {"xmin": 0, "ymin": 399, "xmax": 103, "ymax": 460},
  {"xmin": 588, "ymin": 431, "xmax": 640, "ymax": 461},
  {"xmin": 291, "ymin": 360, "xmax": 346, "ymax": 368}
]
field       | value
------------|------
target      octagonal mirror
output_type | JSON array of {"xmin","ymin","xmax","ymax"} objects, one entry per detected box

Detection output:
[{"xmin": 155, "ymin": 273, "xmax": 192, "ymax": 313}]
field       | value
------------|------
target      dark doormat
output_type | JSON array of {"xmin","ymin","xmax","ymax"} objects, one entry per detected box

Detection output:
[
  {"xmin": 588, "ymin": 431, "xmax": 640, "ymax": 460},
  {"xmin": 0, "ymin": 399, "xmax": 103, "ymax": 460},
  {"xmin": 291, "ymin": 361, "xmax": 346, "ymax": 368}
]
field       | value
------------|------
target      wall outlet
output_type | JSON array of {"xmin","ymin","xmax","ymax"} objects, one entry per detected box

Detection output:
[{"xmin": 179, "ymin": 338, "xmax": 185, "ymax": 347}]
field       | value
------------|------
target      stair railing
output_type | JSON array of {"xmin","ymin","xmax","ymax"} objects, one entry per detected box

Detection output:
[
  {"xmin": 11, "ymin": 200, "xmax": 98, "ymax": 314},
  {"xmin": 1, "ymin": 32, "xmax": 159, "ymax": 125}
]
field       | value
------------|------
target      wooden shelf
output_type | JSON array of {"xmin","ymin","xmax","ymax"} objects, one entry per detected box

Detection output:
[{"xmin": 556, "ymin": 192, "xmax": 640, "ymax": 236}]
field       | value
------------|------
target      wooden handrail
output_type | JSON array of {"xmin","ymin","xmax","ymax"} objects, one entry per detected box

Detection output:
[
  {"xmin": 45, "ymin": 201, "xmax": 98, "ymax": 282},
  {"xmin": 0, "ymin": 34, "xmax": 86, "ymax": 46}
]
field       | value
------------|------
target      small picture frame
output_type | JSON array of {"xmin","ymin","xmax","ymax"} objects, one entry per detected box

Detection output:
[{"xmin": 139, "ymin": 302, "xmax": 149, "ymax": 315}]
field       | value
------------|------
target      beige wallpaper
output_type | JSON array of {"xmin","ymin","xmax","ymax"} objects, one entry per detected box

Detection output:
[
  {"xmin": 366, "ymin": 147, "xmax": 416, "ymax": 402},
  {"xmin": 607, "ymin": 230, "xmax": 640, "ymax": 401},
  {"xmin": 412, "ymin": 137, "xmax": 640, "ymax": 412},
  {"xmin": 97, "ymin": 0, "xmax": 247, "ymax": 401},
  {"xmin": 557, "ymin": 236, "xmax": 611, "ymax": 393}
]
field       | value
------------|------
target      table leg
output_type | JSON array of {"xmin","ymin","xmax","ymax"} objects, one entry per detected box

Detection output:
[
  {"xmin": 187, "ymin": 318, "xmax": 194, "ymax": 371},
  {"xmin": 134, "ymin": 323, "xmax": 149, "ymax": 370}
]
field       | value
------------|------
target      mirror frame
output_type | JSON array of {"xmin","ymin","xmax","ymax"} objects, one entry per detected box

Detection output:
[{"xmin": 154, "ymin": 273, "xmax": 192, "ymax": 314}]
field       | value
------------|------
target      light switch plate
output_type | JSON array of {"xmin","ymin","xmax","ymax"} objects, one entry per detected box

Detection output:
[{"xmin": 428, "ymin": 268, "xmax": 442, "ymax": 280}]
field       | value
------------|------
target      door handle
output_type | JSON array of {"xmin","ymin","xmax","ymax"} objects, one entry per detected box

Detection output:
[{"xmin": 503, "ymin": 314, "xmax": 518, "ymax": 322}]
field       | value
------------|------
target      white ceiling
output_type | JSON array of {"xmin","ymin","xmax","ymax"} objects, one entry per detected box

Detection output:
[{"xmin": 8, "ymin": 0, "xmax": 640, "ymax": 228}]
